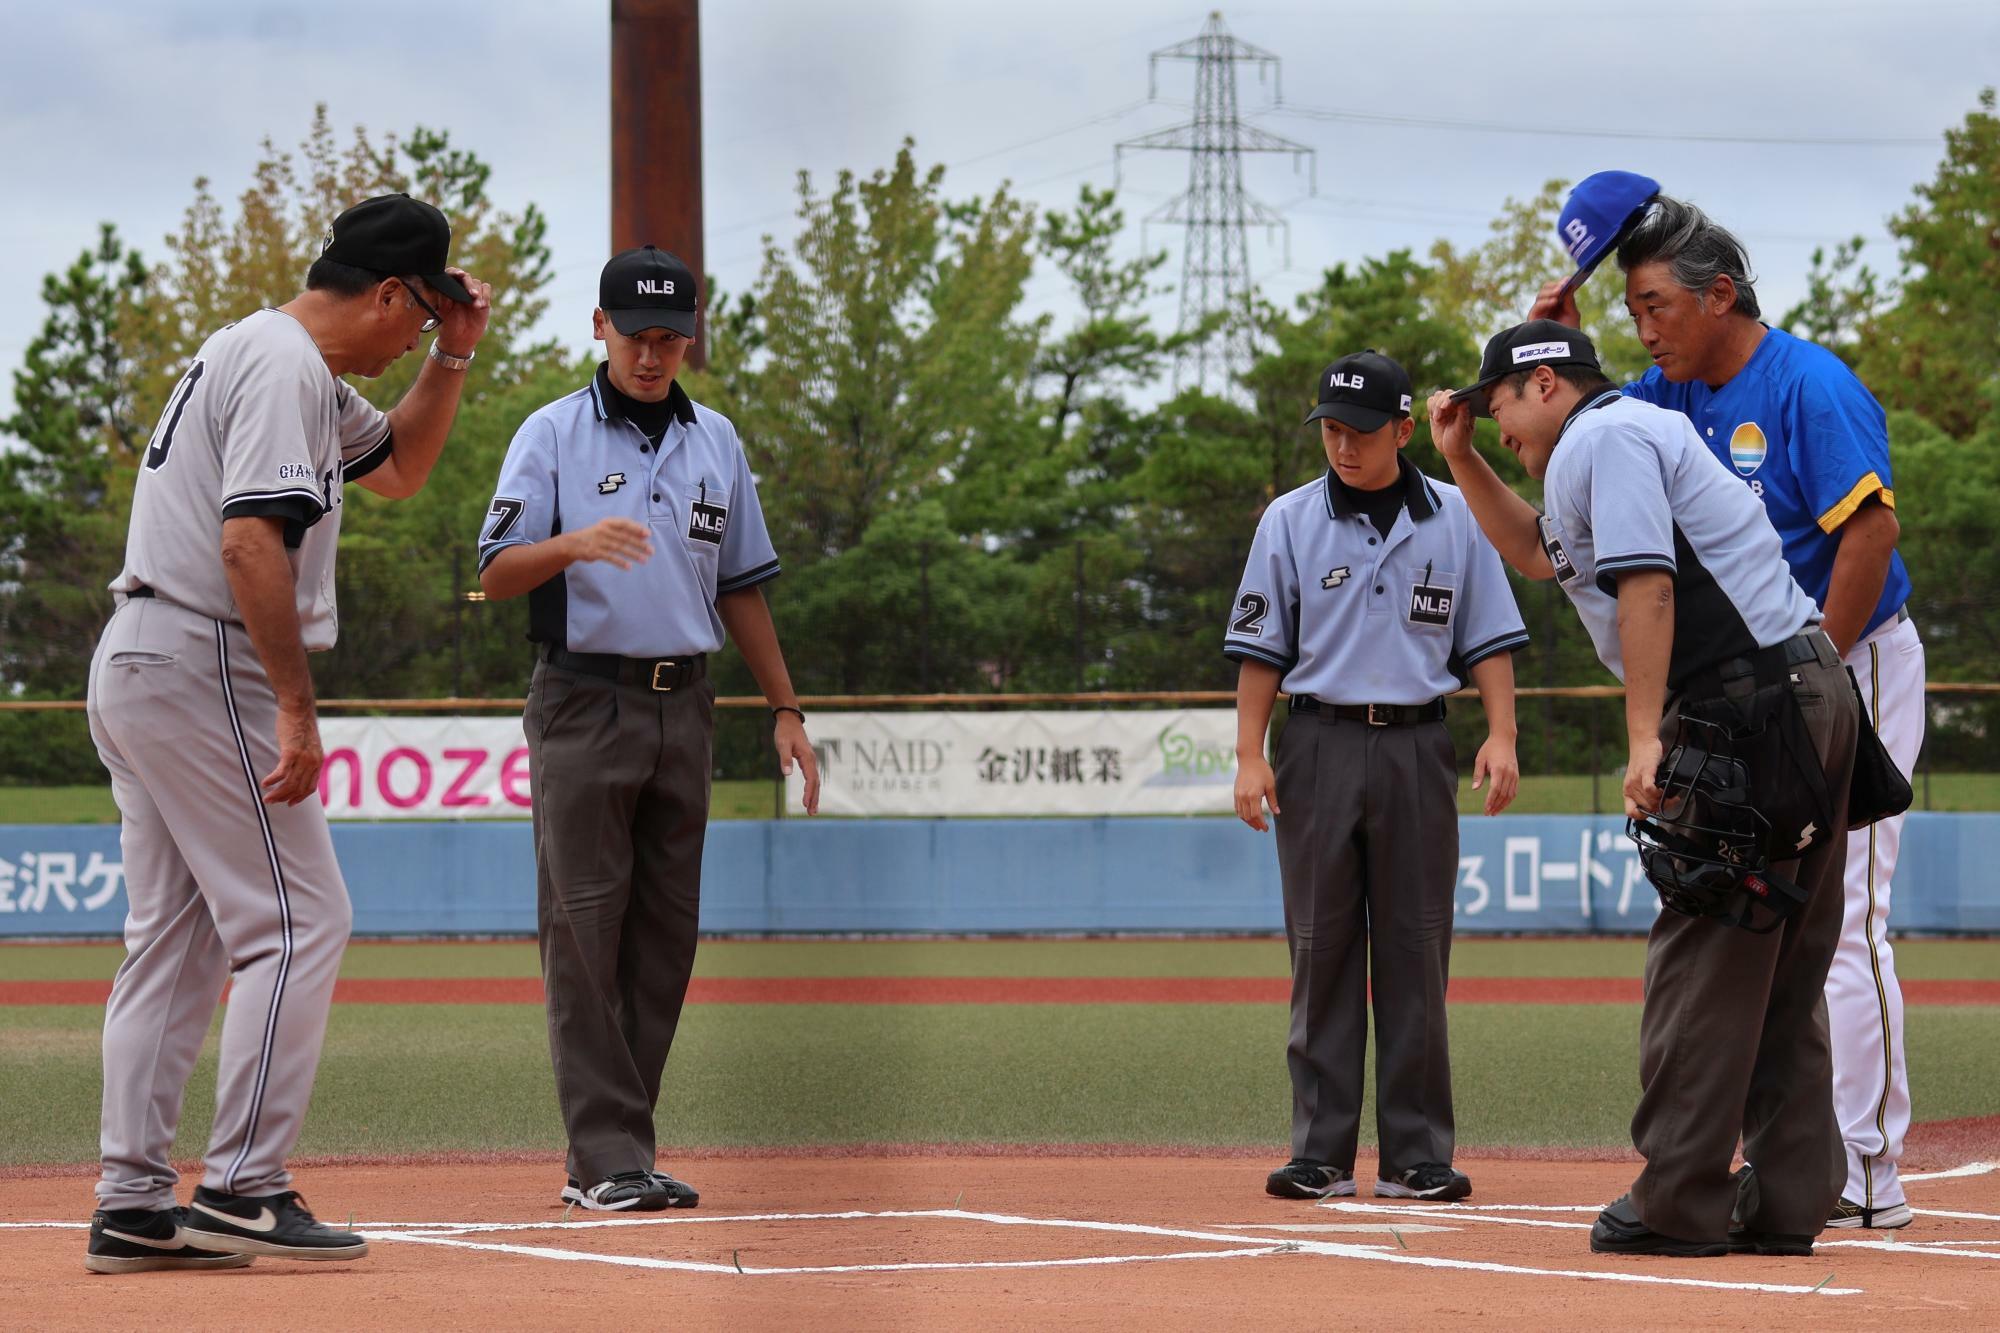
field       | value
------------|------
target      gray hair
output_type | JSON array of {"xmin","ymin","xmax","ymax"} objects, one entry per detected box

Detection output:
[{"xmin": 1615, "ymin": 195, "xmax": 1760, "ymax": 318}]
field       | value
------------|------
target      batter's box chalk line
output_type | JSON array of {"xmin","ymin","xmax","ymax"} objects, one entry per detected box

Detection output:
[{"xmin": 346, "ymin": 1208, "xmax": 1861, "ymax": 1294}]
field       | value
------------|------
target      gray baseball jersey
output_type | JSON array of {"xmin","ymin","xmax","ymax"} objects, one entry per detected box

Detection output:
[
  {"xmin": 1538, "ymin": 389, "xmax": 1819, "ymax": 686},
  {"xmin": 478, "ymin": 367, "xmax": 780, "ymax": 656},
  {"xmin": 109, "ymin": 308, "xmax": 392, "ymax": 648},
  {"xmin": 1224, "ymin": 458, "xmax": 1529, "ymax": 704}
]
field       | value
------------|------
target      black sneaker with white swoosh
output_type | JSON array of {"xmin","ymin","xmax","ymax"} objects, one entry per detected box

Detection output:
[
  {"xmin": 181, "ymin": 1186, "xmax": 369, "ymax": 1261},
  {"xmin": 85, "ymin": 1205, "xmax": 256, "ymax": 1274}
]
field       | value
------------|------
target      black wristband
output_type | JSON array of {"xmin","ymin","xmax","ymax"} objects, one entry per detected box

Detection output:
[{"xmin": 772, "ymin": 705, "xmax": 805, "ymax": 723}]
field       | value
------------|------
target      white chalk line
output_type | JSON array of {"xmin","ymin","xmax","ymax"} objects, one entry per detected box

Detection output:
[
  {"xmin": 373, "ymin": 1208, "xmax": 1862, "ymax": 1296},
  {"xmin": 367, "ymin": 1228, "xmax": 1304, "ymax": 1276},
  {"xmin": 1820, "ymin": 1239, "xmax": 2000, "ymax": 1261},
  {"xmin": 1903, "ymin": 1162, "xmax": 1996, "ymax": 1182},
  {"xmin": 1323, "ymin": 1202, "xmax": 1588, "ymax": 1231},
  {"xmin": 1914, "ymin": 1208, "xmax": 2000, "ymax": 1223},
  {"xmin": 1211, "ymin": 1222, "xmax": 1458, "ymax": 1235}
]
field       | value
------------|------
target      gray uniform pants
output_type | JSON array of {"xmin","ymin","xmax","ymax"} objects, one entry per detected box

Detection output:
[
  {"xmin": 525, "ymin": 659, "xmax": 713, "ymax": 1188},
  {"xmin": 86, "ymin": 598, "xmax": 352, "ymax": 1209},
  {"xmin": 1273, "ymin": 712, "xmax": 1460, "ymax": 1172},
  {"xmin": 1628, "ymin": 641, "xmax": 1858, "ymax": 1242}
]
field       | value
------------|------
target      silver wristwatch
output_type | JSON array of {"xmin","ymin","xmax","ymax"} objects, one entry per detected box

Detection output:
[{"xmin": 429, "ymin": 341, "xmax": 475, "ymax": 371}]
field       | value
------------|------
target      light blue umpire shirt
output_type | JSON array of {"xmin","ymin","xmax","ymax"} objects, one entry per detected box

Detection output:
[
  {"xmin": 1224, "ymin": 457, "xmax": 1529, "ymax": 704},
  {"xmin": 1537, "ymin": 389, "xmax": 1820, "ymax": 689},
  {"xmin": 478, "ymin": 365, "xmax": 781, "ymax": 656}
]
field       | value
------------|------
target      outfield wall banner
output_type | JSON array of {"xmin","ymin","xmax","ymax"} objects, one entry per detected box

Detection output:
[
  {"xmin": 7, "ymin": 814, "xmax": 1997, "ymax": 938},
  {"xmin": 313, "ymin": 717, "xmax": 532, "ymax": 820},
  {"xmin": 787, "ymin": 710, "xmax": 1239, "ymax": 816}
]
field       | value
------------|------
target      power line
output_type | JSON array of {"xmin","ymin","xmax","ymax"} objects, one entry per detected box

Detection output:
[{"xmin": 1267, "ymin": 100, "xmax": 1942, "ymax": 148}]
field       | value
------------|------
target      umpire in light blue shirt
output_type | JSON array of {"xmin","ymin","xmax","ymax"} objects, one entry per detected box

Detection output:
[
  {"xmin": 1228, "ymin": 350, "xmax": 1528, "ymax": 1207},
  {"xmin": 478, "ymin": 246, "xmax": 821, "ymax": 1214}
]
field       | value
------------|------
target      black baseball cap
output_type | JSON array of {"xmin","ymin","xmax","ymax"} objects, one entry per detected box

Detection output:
[
  {"xmin": 1450, "ymin": 320, "xmax": 1603, "ymax": 418},
  {"xmin": 320, "ymin": 193, "xmax": 472, "ymax": 303},
  {"xmin": 599, "ymin": 245, "xmax": 699, "ymax": 337},
  {"xmin": 1303, "ymin": 350, "xmax": 1414, "ymax": 432}
]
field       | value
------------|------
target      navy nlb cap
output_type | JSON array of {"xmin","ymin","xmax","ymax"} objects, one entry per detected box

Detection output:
[
  {"xmin": 1557, "ymin": 170, "xmax": 1661, "ymax": 294},
  {"xmin": 1303, "ymin": 350, "xmax": 1415, "ymax": 433},
  {"xmin": 320, "ymin": 193, "xmax": 472, "ymax": 303},
  {"xmin": 1450, "ymin": 320, "xmax": 1602, "ymax": 418},
  {"xmin": 600, "ymin": 245, "xmax": 699, "ymax": 337}
]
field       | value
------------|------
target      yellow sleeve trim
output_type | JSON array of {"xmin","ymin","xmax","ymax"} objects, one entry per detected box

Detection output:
[{"xmin": 1816, "ymin": 471, "xmax": 1888, "ymax": 534}]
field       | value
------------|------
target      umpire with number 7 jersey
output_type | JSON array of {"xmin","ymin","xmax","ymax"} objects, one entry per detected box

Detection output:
[{"xmin": 478, "ymin": 246, "xmax": 820, "ymax": 1213}]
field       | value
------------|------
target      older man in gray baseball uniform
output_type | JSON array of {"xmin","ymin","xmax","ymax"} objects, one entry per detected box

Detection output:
[
  {"xmin": 83, "ymin": 194, "xmax": 490, "ymax": 1273},
  {"xmin": 1230, "ymin": 350, "xmax": 1527, "ymax": 1206}
]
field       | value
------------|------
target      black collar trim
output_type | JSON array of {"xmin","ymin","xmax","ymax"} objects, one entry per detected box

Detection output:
[
  {"xmin": 1320, "ymin": 455, "xmax": 1441, "ymax": 523},
  {"xmin": 589, "ymin": 362, "xmax": 697, "ymax": 427}
]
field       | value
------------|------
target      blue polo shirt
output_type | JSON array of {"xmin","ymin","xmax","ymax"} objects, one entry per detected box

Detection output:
[
  {"xmin": 478, "ymin": 366, "xmax": 781, "ymax": 656},
  {"xmin": 1224, "ymin": 457, "xmax": 1529, "ymax": 704},
  {"xmin": 1626, "ymin": 327, "xmax": 1910, "ymax": 639}
]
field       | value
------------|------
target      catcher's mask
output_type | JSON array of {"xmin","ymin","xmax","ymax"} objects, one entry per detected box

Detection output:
[{"xmin": 1626, "ymin": 715, "xmax": 1808, "ymax": 933}]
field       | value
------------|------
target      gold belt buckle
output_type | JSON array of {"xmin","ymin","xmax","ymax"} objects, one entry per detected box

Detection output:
[
  {"xmin": 1366, "ymin": 704, "xmax": 1391, "ymax": 726},
  {"xmin": 650, "ymin": 660, "xmax": 678, "ymax": 692}
]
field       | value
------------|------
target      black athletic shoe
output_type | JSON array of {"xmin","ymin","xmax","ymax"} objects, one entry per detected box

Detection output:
[
  {"xmin": 1265, "ymin": 1160, "xmax": 1356, "ymax": 1200},
  {"xmin": 1375, "ymin": 1163, "xmax": 1472, "ymax": 1202},
  {"xmin": 1590, "ymin": 1194, "xmax": 1727, "ymax": 1257},
  {"xmin": 182, "ymin": 1186, "xmax": 368, "ymax": 1261},
  {"xmin": 85, "ymin": 1206, "xmax": 255, "ymax": 1274},
  {"xmin": 560, "ymin": 1171, "xmax": 699, "ymax": 1210},
  {"xmin": 648, "ymin": 1171, "xmax": 700, "ymax": 1208},
  {"xmin": 1727, "ymin": 1163, "xmax": 1815, "ymax": 1256}
]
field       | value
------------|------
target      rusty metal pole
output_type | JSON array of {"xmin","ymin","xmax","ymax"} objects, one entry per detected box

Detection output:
[{"xmin": 610, "ymin": 0, "xmax": 705, "ymax": 369}]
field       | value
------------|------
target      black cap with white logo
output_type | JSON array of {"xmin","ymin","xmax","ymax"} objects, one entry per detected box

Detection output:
[
  {"xmin": 1303, "ymin": 350, "xmax": 1415, "ymax": 432},
  {"xmin": 320, "ymin": 193, "xmax": 472, "ymax": 303},
  {"xmin": 1450, "ymin": 320, "xmax": 1603, "ymax": 418},
  {"xmin": 599, "ymin": 245, "xmax": 698, "ymax": 337}
]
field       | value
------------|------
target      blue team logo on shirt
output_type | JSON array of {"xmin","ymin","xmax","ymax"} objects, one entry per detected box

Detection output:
[{"xmin": 1729, "ymin": 422, "xmax": 1767, "ymax": 476}]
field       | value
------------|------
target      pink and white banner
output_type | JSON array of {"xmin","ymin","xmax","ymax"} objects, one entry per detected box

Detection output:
[{"xmin": 316, "ymin": 717, "xmax": 533, "ymax": 820}]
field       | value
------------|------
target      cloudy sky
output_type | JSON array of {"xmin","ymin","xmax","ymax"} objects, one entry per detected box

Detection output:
[{"xmin": 4, "ymin": 0, "xmax": 1996, "ymax": 411}]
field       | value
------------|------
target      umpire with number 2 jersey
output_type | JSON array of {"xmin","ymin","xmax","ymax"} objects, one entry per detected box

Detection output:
[
  {"xmin": 1229, "ymin": 350, "xmax": 1528, "ymax": 1207},
  {"xmin": 478, "ymin": 247, "xmax": 820, "ymax": 1213}
]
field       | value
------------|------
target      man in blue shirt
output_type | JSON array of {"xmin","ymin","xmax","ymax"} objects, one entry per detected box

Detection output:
[
  {"xmin": 1230, "ymin": 351, "xmax": 1527, "ymax": 1206},
  {"xmin": 1538, "ymin": 180, "xmax": 1922, "ymax": 1231},
  {"xmin": 479, "ymin": 247, "xmax": 820, "ymax": 1212}
]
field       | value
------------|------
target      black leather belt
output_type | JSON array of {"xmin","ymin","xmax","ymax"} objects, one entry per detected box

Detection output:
[
  {"xmin": 125, "ymin": 585, "xmax": 156, "ymax": 598},
  {"xmin": 542, "ymin": 646, "xmax": 706, "ymax": 692},
  {"xmin": 1289, "ymin": 696, "xmax": 1447, "ymax": 726}
]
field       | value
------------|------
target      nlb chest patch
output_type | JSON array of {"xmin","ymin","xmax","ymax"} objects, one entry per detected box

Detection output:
[
  {"xmin": 1543, "ymin": 528, "xmax": 1578, "ymax": 585},
  {"xmin": 1408, "ymin": 581, "xmax": 1454, "ymax": 626},
  {"xmin": 688, "ymin": 496, "xmax": 728, "ymax": 545}
]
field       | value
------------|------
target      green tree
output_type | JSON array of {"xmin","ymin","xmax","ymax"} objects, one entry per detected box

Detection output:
[
  {"xmin": 1856, "ymin": 88, "xmax": 2000, "ymax": 440},
  {"xmin": 0, "ymin": 108, "xmax": 562, "ymax": 730},
  {"xmin": 1781, "ymin": 238, "xmax": 1884, "ymax": 363}
]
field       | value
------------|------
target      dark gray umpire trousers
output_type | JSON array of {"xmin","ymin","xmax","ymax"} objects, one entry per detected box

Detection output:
[
  {"xmin": 1629, "ymin": 634, "xmax": 1858, "ymax": 1242},
  {"xmin": 525, "ymin": 656, "xmax": 713, "ymax": 1188},
  {"xmin": 1274, "ymin": 712, "xmax": 1461, "ymax": 1173}
]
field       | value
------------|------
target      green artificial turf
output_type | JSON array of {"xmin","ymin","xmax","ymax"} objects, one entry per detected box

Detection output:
[
  {"xmin": 6, "ymin": 937, "xmax": 1998, "ymax": 984},
  {"xmin": 4, "ymin": 997, "xmax": 1997, "ymax": 1166}
]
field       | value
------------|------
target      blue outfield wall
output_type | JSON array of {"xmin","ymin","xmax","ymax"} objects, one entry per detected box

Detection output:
[{"xmin": 2, "ymin": 814, "xmax": 1997, "ymax": 938}]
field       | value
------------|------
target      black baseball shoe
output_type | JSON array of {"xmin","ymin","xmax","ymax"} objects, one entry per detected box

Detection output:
[
  {"xmin": 1827, "ymin": 1196, "xmax": 1912, "ymax": 1229},
  {"xmin": 1265, "ymin": 1160, "xmax": 1356, "ymax": 1200},
  {"xmin": 1590, "ymin": 1194, "xmax": 1727, "ymax": 1257},
  {"xmin": 85, "ymin": 1206, "xmax": 255, "ymax": 1274},
  {"xmin": 1375, "ymin": 1163, "xmax": 1472, "ymax": 1202},
  {"xmin": 1726, "ymin": 1163, "xmax": 1814, "ymax": 1256},
  {"xmin": 181, "ymin": 1186, "xmax": 368, "ymax": 1261},
  {"xmin": 560, "ymin": 1172, "xmax": 699, "ymax": 1210}
]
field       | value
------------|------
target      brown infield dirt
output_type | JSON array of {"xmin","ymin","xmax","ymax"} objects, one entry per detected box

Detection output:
[
  {"xmin": 5, "ymin": 1154, "xmax": 1998, "ymax": 1330},
  {"xmin": 5, "ymin": 976, "xmax": 1999, "ymax": 1006}
]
